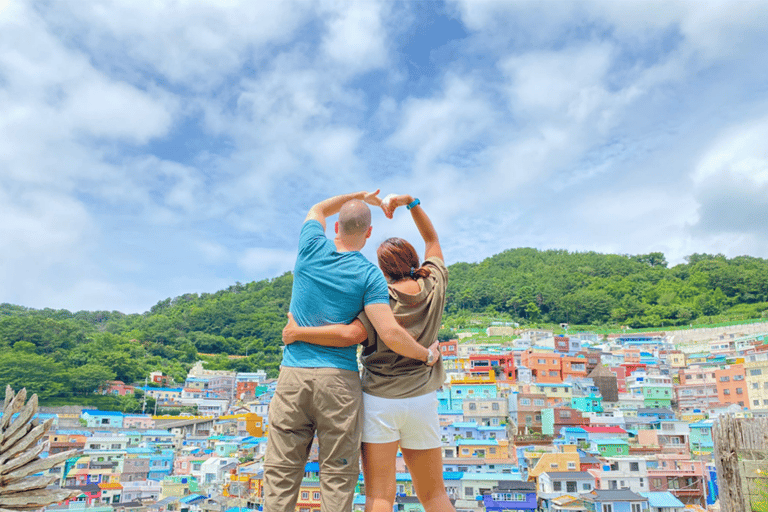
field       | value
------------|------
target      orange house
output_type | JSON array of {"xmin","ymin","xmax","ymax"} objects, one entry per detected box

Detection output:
[
  {"xmin": 715, "ymin": 364, "xmax": 749, "ymax": 408},
  {"xmin": 522, "ymin": 350, "xmax": 562, "ymax": 383},
  {"xmin": 440, "ymin": 339, "xmax": 458, "ymax": 357},
  {"xmin": 561, "ymin": 356, "xmax": 588, "ymax": 380}
]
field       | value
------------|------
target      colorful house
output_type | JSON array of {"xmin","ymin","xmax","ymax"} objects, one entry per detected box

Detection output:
[{"xmin": 482, "ymin": 480, "xmax": 537, "ymax": 511}]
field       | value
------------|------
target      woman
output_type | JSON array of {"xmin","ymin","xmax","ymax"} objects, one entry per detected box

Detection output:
[{"xmin": 282, "ymin": 194, "xmax": 456, "ymax": 512}]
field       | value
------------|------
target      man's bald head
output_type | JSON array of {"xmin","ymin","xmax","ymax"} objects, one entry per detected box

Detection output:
[{"xmin": 338, "ymin": 199, "xmax": 371, "ymax": 235}]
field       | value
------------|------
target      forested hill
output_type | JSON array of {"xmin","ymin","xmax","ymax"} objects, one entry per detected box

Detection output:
[
  {"xmin": 2, "ymin": 250, "xmax": 768, "ymax": 405},
  {"xmin": 445, "ymin": 250, "xmax": 768, "ymax": 327}
]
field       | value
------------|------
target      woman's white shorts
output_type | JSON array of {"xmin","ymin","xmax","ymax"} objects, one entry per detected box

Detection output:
[{"xmin": 361, "ymin": 390, "xmax": 441, "ymax": 449}]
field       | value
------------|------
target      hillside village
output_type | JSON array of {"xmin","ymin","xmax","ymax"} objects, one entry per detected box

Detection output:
[{"xmin": 16, "ymin": 321, "xmax": 768, "ymax": 512}]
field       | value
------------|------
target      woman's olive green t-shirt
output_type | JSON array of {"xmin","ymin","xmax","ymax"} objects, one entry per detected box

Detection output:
[{"xmin": 357, "ymin": 256, "xmax": 447, "ymax": 399}]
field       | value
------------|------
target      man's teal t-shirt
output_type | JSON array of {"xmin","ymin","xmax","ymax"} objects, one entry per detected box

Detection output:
[{"xmin": 282, "ymin": 220, "xmax": 389, "ymax": 371}]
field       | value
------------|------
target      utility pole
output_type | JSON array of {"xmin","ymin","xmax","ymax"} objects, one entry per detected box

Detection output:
[{"xmin": 142, "ymin": 375, "xmax": 148, "ymax": 414}]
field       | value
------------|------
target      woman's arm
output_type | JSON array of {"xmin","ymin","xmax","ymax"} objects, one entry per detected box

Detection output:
[
  {"xmin": 282, "ymin": 312, "xmax": 367, "ymax": 347},
  {"xmin": 382, "ymin": 194, "xmax": 443, "ymax": 261}
]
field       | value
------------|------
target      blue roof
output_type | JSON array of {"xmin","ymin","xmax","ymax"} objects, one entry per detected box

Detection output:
[
  {"xmin": 595, "ymin": 438, "xmax": 629, "ymax": 445},
  {"xmin": 179, "ymin": 495, "xmax": 207, "ymax": 504},
  {"xmin": 443, "ymin": 472, "xmax": 464, "ymax": 480},
  {"xmin": 639, "ymin": 492, "xmax": 684, "ymax": 507},
  {"xmin": 457, "ymin": 439, "xmax": 499, "ymax": 446},
  {"xmin": 82, "ymin": 410, "xmax": 124, "ymax": 416}
]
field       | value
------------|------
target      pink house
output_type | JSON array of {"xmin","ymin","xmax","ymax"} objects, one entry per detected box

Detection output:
[
  {"xmin": 101, "ymin": 381, "xmax": 135, "ymax": 396},
  {"xmin": 123, "ymin": 414, "xmax": 154, "ymax": 429}
]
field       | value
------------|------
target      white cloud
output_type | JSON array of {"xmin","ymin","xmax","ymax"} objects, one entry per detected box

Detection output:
[
  {"xmin": 320, "ymin": 0, "xmax": 389, "ymax": 73},
  {"xmin": 389, "ymin": 75, "xmax": 496, "ymax": 170},
  {"xmin": 35, "ymin": 0, "xmax": 310, "ymax": 88},
  {"xmin": 238, "ymin": 247, "xmax": 297, "ymax": 278},
  {"xmin": 690, "ymin": 116, "xmax": 768, "ymax": 237}
]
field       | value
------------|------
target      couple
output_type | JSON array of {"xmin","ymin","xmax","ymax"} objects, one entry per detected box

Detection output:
[{"xmin": 263, "ymin": 190, "xmax": 456, "ymax": 512}]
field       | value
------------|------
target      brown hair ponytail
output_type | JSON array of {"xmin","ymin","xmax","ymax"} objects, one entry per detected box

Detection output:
[{"xmin": 377, "ymin": 237, "xmax": 432, "ymax": 281}]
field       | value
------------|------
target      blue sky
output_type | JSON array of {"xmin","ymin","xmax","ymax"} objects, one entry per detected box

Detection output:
[{"xmin": 2, "ymin": 0, "xmax": 768, "ymax": 313}]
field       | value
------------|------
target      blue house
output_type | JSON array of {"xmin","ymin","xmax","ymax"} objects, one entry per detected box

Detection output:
[
  {"xmin": 482, "ymin": 480, "xmax": 537, "ymax": 511},
  {"xmin": 81, "ymin": 410, "xmax": 124, "ymax": 428},
  {"xmin": 147, "ymin": 449, "xmax": 174, "ymax": 480},
  {"xmin": 584, "ymin": 489, "xmax": 649, "ymax": 511},
  {"xmin": 639, "ymin": 492, "xmax": 684, "ymax": 511}
]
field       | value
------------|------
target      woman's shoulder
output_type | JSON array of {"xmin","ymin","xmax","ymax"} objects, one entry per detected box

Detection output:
[{"xmin": 423, "ymin": 256, "xmax": 448, "ymax": 282}]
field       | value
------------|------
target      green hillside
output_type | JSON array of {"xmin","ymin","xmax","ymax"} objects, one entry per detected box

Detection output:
[{"xmin": 2, "ymin": 250, "xmax": 767, "ymax": 406}]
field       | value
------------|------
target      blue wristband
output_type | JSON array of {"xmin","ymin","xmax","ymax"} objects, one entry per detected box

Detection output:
[{"xmin": 406, "ymin": 198, "xmax": 420, "ymax": 210}]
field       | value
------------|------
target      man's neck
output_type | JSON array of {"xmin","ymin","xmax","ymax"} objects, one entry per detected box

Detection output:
[{"xmin": 334, "ymin": 236, "xmax": 363, "ymax": 253}]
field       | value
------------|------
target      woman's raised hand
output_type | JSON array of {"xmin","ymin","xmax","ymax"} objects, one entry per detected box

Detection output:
[
  {"xmin": 282, "ymin": 312, "xmax": 299, "ymax": 345},
  {"xmin": 381, "ymin": 193, "xmax": 413, "ymax": 219}
]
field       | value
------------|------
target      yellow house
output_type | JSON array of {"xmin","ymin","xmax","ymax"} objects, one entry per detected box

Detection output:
[
  {"xmin": 296, "ymin": 480, "xmax": 322, "ymax": 512},
  {"xmin": 527, "ymin": 445, "xmax": 580, "ymax": 486},
  {"xmin": 531, "ymin": 383, "xmax": 573, "ymax": 405},
  {"xmin": 667, "ymin": 351, "xmax": 686, "ymax": 368},
  {"xmin": 217, "ymin": 412, "xmax": 265, "ymax": 437},
  {"xmin": 456, "ymin": 439, "xmax": 508, "ymax": 459}
]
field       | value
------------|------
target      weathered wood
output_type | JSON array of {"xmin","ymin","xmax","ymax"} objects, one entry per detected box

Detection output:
[
  {"xmin": 0, "ymin": 475, "xmax": 58, "ymax": 493},
  {"xmin": 2, "ymin": 387, "xmax": 13, "ymax": 418},
  {"xmin": 714, "ymin": 415, "xmax": 768, "ymax": 512},
  {"xmin": 0, "ymin": 389, "xmax": 26, "ymax": 432},
  {"xmin": 0, "ymin": 442, "xmax": 45, "ymax": 477},
  {"xmin": 0, "ymin": 395, "xmax": 37, "ymax": 449},
  {"xmin": 0, "ymin": 448, "xmax": 78, "ymax": 482},
  {"xmin": 0, "ymin": 418, "xmax": 53, "ymax": 467},
  {"xmin": 0, "ymin": 388, "xmax": 81, "ymax": 512},
  {"xmin": 0, "ymin": 488, "xmax": 76, "ymax": 507}
]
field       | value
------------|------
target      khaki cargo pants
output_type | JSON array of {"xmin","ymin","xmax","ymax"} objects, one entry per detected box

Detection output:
[{"xmin": 263, "ymin": 366, "xmax": 362, "ymax": 512}]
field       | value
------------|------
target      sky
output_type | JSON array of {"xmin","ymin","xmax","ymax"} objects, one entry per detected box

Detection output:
[{"xmin": 2, "ymin": 0, "xmax": 768, "ymax": 314}]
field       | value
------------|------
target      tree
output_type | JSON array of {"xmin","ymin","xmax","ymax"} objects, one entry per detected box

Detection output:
[{"xmin": 68, "ymin": 364, "xmax": 116, "ymax": 396}]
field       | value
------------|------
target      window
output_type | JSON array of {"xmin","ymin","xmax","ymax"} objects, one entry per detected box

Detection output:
[
  {"xmin": 602, "ymin": 505, "xmax": 613, "ymax": 512},
  {"xmin": 737, "ymin": 388, "xmax": 743, "ymax": 394},
  {"xmin": 630, "ymin": 462, "xmax": 639, "ymax": 472},
  {"xmin": 534, "ymin": 399, "xmax": 545, "ymax": 406},
  {"xmin": 567, "ymin": 462, "xmax": 576, "ymax": 470},
  {"xmin": 464, "ymin": 487, "xmax": 474, "ymax": 497},
  {"xmin": 520, "ymin": 399, "xmax": 531, "ymax": 406},
  {"xmin": 582, "ymin": 483, "xmax": 591, "ymax": 491},
  {"xmin": 734, "ymin": 375, "xmax": 744, "ymax": 381},
  {"xmin": 301, "ymin": 492, "xmax": 309, "ymax": 500},
  {"xmin": 764, "ymin": 382, "xmax": 768, "ymax": 389},
  {"xmin": 553, "ymin": 482, "xmax": 562, "ymax": 491},
  {"xmin": 468, "ymin": 403, "xmax": 476, "ymax": 410},
  {"xmin": 631, "ymin": 504, "xmax": 642, "ymax": 512},
  {"xmin": 566, "ymin": 481, "xmax": 577, "ymax": 492},
  {"xmin": 492, "ymin": 402, "xmax": 500, "ymax": 410},
  {"xmin": 724, "ymin": 389, "xmax": 731, "ymax": 395},
  {"xmin": 720, "ymin": 376, "xmax": 730, "ymax": 382},
  {"xmin": 753, "ymin": 383, "xmax": 759, "ymax": 389},
  {"xmin": 313, "ymin": 492, "xmax": 320, "ymax": 500}
]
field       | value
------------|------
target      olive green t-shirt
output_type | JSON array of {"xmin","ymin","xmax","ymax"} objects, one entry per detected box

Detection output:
[{"xmin": 357, "ymin": 256, "xmax": 448, "ymax": 399}]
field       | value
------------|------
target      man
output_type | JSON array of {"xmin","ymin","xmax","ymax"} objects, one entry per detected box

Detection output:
[{"xmin": 263, "ymin": 190, "xmax": 439, "ymax": 512}]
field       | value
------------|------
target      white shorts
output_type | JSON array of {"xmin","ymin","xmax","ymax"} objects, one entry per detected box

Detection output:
[{"xmin": 361, "ymin": 391, "xmax": 441, "ymax": 450}]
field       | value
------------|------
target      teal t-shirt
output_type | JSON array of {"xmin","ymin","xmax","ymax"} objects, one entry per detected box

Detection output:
[{"xmin": 282, "ymin": 220, "xmax": 389, "ymax": 371}]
